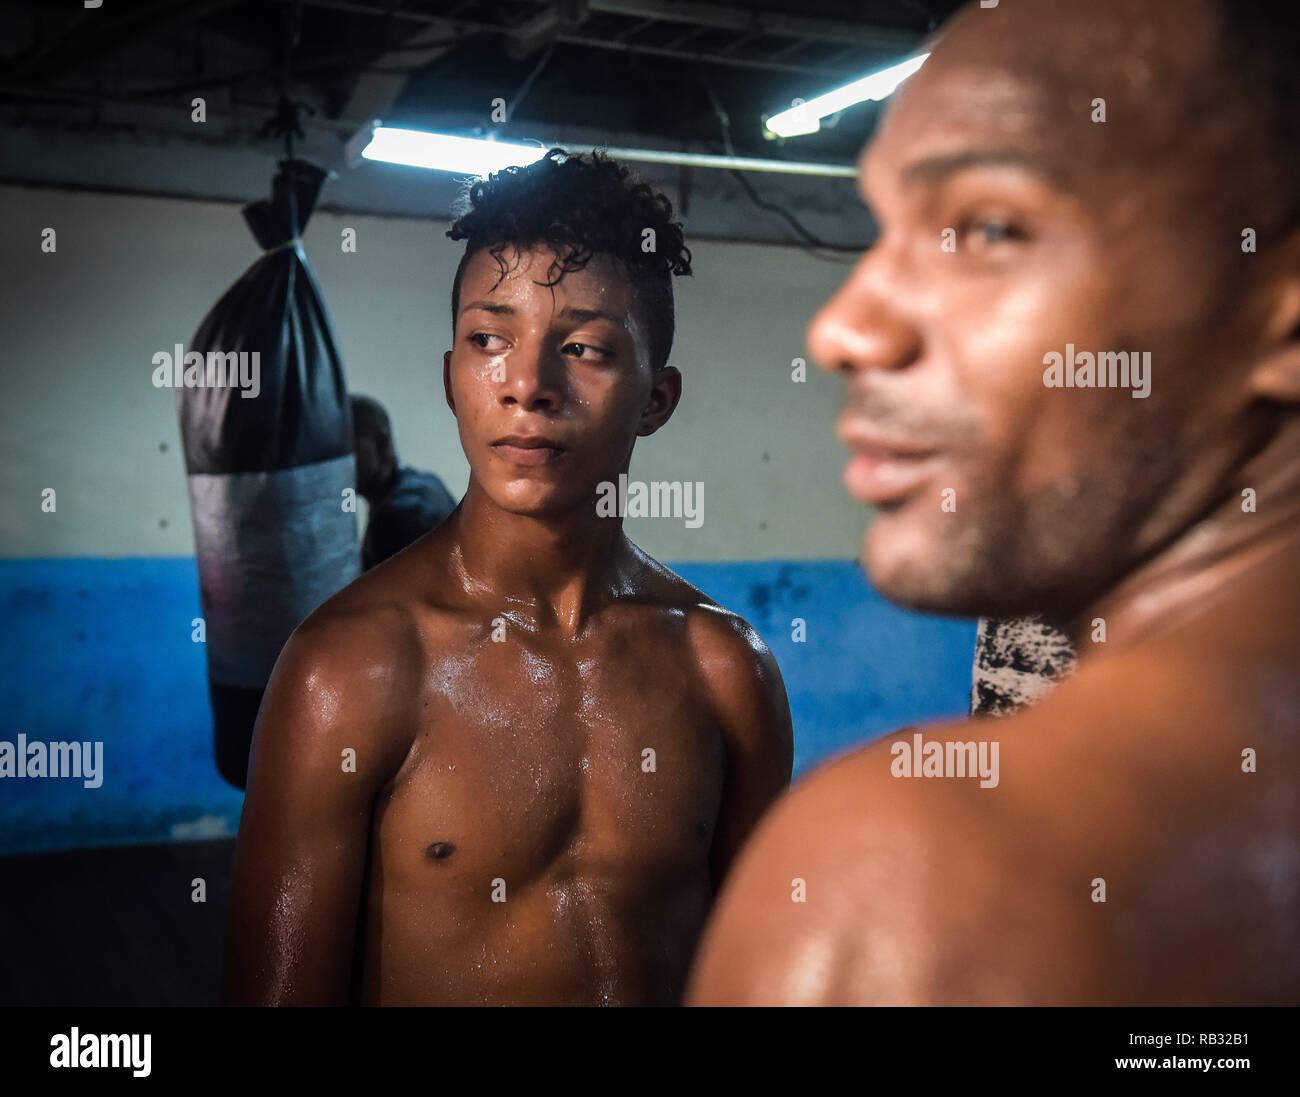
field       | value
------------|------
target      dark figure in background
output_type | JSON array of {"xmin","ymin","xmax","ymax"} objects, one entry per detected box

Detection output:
[{"xmin": 351, "ymin": 394, "xmax": 457, "ymax": 570}]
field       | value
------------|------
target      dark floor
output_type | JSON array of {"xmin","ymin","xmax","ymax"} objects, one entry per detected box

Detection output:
[{"xmin": 0, "ymin": 838, "xmax": 235, "ymax": 1006}]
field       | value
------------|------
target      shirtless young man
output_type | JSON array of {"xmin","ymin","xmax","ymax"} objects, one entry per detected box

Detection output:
[
  {"xmin": 689, "ymin": 0, "xmax": 1300, "ymax": 1005},
  {"xmin": 223, "ymin": 151, "xmax": 793, "ymax": 1006}
]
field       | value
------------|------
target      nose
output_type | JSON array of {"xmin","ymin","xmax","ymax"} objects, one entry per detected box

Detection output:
[
  {"xmin": 806, "ymin": 244, "xmax": 922, "ymax": 376},
  {"xmin": 497, "ymin": 340, "xmax": 566, "ymax": 413}
]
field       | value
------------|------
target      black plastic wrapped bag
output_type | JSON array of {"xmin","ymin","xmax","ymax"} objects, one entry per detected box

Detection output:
[{"xmin": 180, "ymin": 159, "xmax": 359, "ymax": 789}]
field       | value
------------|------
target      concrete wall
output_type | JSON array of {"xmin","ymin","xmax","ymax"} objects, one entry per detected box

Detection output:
[{"xmin": 1, "ymin": 181, "xmax": 867, "ymax": 563}]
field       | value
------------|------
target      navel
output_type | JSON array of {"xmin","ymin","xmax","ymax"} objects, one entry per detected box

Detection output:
[{"xmin": 425, "ymin": 841, "xmax": 457, "ymax": 861}]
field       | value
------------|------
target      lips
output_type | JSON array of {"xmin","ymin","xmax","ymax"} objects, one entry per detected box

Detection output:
[
  {"xmin": 491, "ymin": 433, "xmax": 567, "ymax": 467},
  {"xmin": 838, "ymin": 422, "xmax": 940, "ymax": 505}
]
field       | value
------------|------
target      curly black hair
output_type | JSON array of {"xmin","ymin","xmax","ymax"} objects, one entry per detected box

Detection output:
[{"xmin": 446, "ymin": 148, "xmax": 692, "ymax": 371}]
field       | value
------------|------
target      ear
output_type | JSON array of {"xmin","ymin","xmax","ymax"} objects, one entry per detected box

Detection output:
[
  {"xmin": 1251, "ymin": 344, "xmax": 1300, "ymax": 405},
  {"xmin": 1248, "ymin": 236, "xmax": 1300, "ymax": 406},
  {"xmin": 636, "ymin": 365, "xmax": 682, "ymax": 438},
  {"xmin": 443, "ymin": 350, "xmax": 456, "ymax": 415},
  {"xmin": 1250, "ymin": 295, "xmax": 1300, "ymax": 405}
]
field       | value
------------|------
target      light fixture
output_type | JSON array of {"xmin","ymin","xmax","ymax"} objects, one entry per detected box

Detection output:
[
  {"xmin": 764, "ymin": 52, "xmax": 930, "ymax": 139},
  {"xmin": 350, "ymin": 124, "xmax": 549, "ymax": 175},
  {"xmin": 346, "ymin": 122, "xmax": 857, "ymax": 179}
]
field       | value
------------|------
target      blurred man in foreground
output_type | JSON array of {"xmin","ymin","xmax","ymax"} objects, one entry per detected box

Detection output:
[{"xmin": 689, "ymin": 0, "xmax": 1300, "ymax": 1005}]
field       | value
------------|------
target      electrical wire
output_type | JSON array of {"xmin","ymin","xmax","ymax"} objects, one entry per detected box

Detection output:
[
  {"xmin": 504, "ymin": 42, "xmax": 555, "ymax": 124},
  {"xmin": 701, "ymin": 77, "xmax": 862, "ymax": 259}
]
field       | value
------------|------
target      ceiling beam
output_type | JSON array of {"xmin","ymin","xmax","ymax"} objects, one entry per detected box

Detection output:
[
  {"xmin": 11, "ymin": 0, "xmax": 245, "ymax": 83},
  {"xmin": 339, "ymin": 23, "xmax": 459, "ymax": 123},
  {"xmin": 585, "ymin": 0, "xmax": 921, "ymax": 52}
]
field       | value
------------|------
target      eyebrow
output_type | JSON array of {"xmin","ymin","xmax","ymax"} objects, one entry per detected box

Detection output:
[
  {"xmin": 899, "ymin": 149, "xmax": 1060, "ymax": 188},
  {"xmin": 461, "ymin": 300, "xmax": 514, "ymax": 317},
  {"xmin": 460, "ymin": 301, "xmax": 627, "ymax": 327},
  {"xmin": 557, "ymin": 306, "xmax": 625, "ymax": 327}
]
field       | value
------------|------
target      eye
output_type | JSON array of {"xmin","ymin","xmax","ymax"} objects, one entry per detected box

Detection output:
[
  {"xmin": 959, "ymin": 215, "xmax": 1029, "ymax": 252},
  {"xmin": 469, "ymin": 332, "xmax": 507, "ymax": 351},
  {"xmin": 562, "ymin": 342, "xmax": 609, "ymax": 361}
]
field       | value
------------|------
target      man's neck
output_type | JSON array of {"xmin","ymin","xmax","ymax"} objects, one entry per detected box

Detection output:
[
  {"xmin": 1069, "ymin": 426, "xmax": 1300, "ymax": 654},
  {"xmin": 444, "ymin": 479, "xmax": 634, "ymax": 637}
]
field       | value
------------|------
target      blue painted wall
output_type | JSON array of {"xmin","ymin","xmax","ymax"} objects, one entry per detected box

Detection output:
[{"xmin": 0, "ymin": 558, "xmax": 975, "ymax": 854}]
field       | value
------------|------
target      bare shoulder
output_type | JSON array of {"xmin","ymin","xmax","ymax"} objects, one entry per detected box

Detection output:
[
  {"xmin": 631, "ymin": 551, "xmax": 791, "ymax": 748},
  {"xmin": 295, "ymin": 527, "xmax": 472, "ymax": 678},
  {"xmin": 628, "ymin": 549, "xmax": 779, "ymax": 677},
  {"xmin": 248, "ymin": 556, "xmax": 437, "ymax": 786},
  {"xmin": 683, "ymin": 599, "xmax": 783, "ymax": 692},
  {"xmin": 686, "ymin": 713, "xmax": 1116, "ymax": 1005},
  {"xmin": 686, "ymin": 731, "xmax": 952, "ymax": 1005},
  {"xmin": 690, "ymin": 643, "xmax": 1300, "ymax": 1004}
]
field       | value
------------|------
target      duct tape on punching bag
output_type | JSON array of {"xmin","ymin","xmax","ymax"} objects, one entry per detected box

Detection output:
[{"xmin": 180, "ymin": 158, "xmax": 360, "ymax": 789}]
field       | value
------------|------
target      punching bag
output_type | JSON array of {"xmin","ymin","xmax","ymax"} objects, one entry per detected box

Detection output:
[{"xmin": 180, "ymin": 158, "xmax": 360, "ymax": 789}]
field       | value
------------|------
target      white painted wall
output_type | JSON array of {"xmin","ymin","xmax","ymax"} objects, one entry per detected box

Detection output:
[{"xmin": 0, "ymin": 182, "xmax": 869, "ymax": 562}]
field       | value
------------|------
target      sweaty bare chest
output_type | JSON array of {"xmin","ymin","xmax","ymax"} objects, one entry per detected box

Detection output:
[{"xmin": 373, "ymin": 633, "xmax": 726, "ymax": 890}]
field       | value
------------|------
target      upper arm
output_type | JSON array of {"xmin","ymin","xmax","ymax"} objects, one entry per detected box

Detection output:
[
  {"xmin": 222, "ymin": 612, "xmax": 414, "ymax": 1005},
  {"xmin": 691, "ymin": 609, "xmax": 794, "ymax": 890}
]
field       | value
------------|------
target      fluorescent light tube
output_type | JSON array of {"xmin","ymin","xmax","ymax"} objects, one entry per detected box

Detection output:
[
  {"xmin": 348, "ymin": 123, "xmax": 857, "ymax": 178},
  {"xmin": 765, "ymin": 52, "xmax": 930, "ymax": 139},
  {"xmin": 358, "ymin": 127, "xmax": 549, "ymax": 175}
]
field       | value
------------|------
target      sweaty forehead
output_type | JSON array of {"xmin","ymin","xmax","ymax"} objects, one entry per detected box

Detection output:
[
  {"xmin": 865, "ymin": 0, "xmax": 1220, "ymax": 196},
  {"xmin": 460, "ymin": 245, "xmax": 634, "ymax": 314}
]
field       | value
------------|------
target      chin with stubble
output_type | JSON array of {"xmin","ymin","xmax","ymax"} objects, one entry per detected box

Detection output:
[{"xmin": 859, "ymin": 406, "xmax": 1189, "ymax": 624}]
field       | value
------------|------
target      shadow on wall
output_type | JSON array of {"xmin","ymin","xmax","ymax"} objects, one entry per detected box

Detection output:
[{"xmin": 0, "ymin": 557, "xmax": 976, "ymax": 855}]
